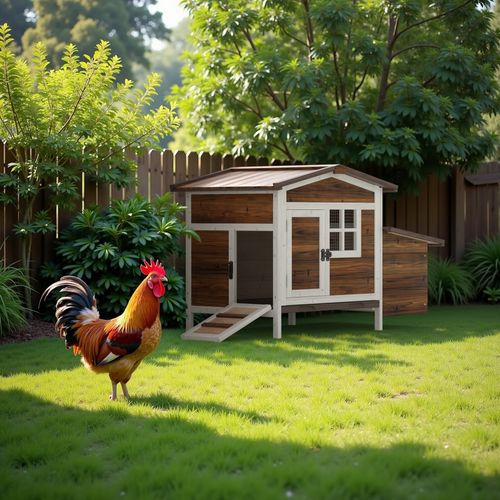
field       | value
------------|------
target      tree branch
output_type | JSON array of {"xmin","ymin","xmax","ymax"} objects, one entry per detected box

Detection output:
[
  {"xmin": 228, "ymin": 94, "xmax": 263, "ymax": 118},
  {"xmin": 394, "ymin": 0, "xmax": 476, "ymax": 42},
  {"xmin": 391, "ymin": 43, "xmax": 441, "ymax": 60},
  {"xmin": 58, "ymin": 61, "xmax": 99, "ymax": 135},
  {"xmin": 301, "ymin": 0, "xmax": 315, "ymax": 60},
  {"xmin": 241, "ymin": 28, "xmax": 286, "ymax": 112},
  {"xmin": 352, "ymin": 69, "xmax": 368, "ymax": 100}
]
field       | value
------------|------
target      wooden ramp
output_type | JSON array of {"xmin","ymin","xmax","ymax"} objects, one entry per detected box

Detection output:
[{"xmin": 182, "ymin": 303, "xmax": 272, "ymax": 342}]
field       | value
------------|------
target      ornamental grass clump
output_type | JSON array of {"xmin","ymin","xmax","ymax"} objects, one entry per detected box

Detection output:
[
  {"xmin": 428, "ymin": 255, "xmax": 474, "ymax": 305},
  {"xmin": 0, "ymin": 262, "xmax": 31, "ymax": 335},
  {"xmin": 463, "ymin": 236, "xmax": 500, "ymax": 301}
]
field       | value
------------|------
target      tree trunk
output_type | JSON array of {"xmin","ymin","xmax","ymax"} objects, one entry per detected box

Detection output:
[{"xmin": 376, "ymin": 15, "xmax": 398, "ymax": 112}]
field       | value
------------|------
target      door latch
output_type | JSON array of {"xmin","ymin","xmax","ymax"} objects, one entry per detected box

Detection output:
[
  {"xmin": 228, "ymin": 261, "xmax": 234, "ymax": 279},
  {"xmin": 320, "ymin": 249, "xmax": 332, "ymax": 261}
]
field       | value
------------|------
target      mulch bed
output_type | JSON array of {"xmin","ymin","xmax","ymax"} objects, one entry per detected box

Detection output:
[{"xmin": 0, "ymin": 320, "xmax": 56, "ymax": 345}]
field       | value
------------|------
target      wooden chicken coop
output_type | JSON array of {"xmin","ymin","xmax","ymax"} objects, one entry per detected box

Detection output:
[{"xmin": 172, "ymin": 164, "xmax": 443, "ymax": 342}]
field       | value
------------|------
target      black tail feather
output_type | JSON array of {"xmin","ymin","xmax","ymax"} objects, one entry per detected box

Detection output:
[{"xmin": 40, "ymin": 276, "xmax": 96, "ymax": 347}]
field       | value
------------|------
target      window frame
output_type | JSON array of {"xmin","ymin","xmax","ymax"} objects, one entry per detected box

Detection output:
[{"xmin": 328, "ymin": 208, "xmax": 362, "ymax": 258}]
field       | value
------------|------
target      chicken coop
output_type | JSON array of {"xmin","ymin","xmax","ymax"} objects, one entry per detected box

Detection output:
[{"xmin": 172, "ymin": 164, "xmax": 443, "ymax": 342}]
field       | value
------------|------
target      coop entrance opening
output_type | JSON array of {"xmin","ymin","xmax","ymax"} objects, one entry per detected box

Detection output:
[{"xmin": 236, "ymin": 231, "xmax": 273, "ymax": 305}]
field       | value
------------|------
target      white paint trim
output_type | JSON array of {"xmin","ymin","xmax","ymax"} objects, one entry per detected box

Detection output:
[
  {"xmin": 328, "ymin": 208, "xmax": 362, "ymax": 259},
  {"xmin": 185, "ymin": 193, "xmax": 193, "ymax": 330},
  {"xmin": 273, "ymin": 190, "xmax": 287, "ymax": 339},
  {"xmin": 190, "ymin": 223, "xmax": 273, "ymax": 231},
  {"xmin": 284, "ymin": 293, "xmax": 378, "ymax": 306},
  {"xmin": 374, "ymin": 186, "xmax": 383, "ymax": 330},
  {"xmin": 286, "ymin": 209, "xmax": 329, "ymax": 298},
  {"xmin": 333, "ymin": 173, "xmax": 378, "ymax": 193},
  {"xmin": 286, "ymin": 202, "xmax": 375, "ymax": 210}
]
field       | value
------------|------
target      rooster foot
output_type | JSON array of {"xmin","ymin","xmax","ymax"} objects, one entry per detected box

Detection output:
[
  {"xmin": 110, "ymin": 382, "xmax": 117, "ymax": 401},
  {"xmin": 121, "ymin": 382, "xmax": 130, "ymax": 399}
]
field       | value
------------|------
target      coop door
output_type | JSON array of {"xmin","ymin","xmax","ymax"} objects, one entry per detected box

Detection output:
[
  {"xmin": 191, "ymin": 230, "xmax": 229, "ymax": 307},
  {"xmin": 287, "ymin": 210, "xmax": 329, "ymax": 297}
]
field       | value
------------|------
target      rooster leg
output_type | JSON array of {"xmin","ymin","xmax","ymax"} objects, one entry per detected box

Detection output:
[
  {"xmin": 109, "ymin": 382, "xmax": 117, "ymax": 400},
  {"xmin": 120, "ymin": 382, "xmax": 130, "ymax": 399}
]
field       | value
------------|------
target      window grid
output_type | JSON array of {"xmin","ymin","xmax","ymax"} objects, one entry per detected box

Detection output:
[{"xmin": 329, "ymin": 209, "xmax": 360, "ymax": 257}]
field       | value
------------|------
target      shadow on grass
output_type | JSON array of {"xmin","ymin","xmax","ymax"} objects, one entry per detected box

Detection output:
[
  {"xmin": 0, "ymin": 389, "xmax": 498, "ymax": 499},
  {"xmin": 131, "ymin": 393, "xmax": 274, "ymax": 424}
]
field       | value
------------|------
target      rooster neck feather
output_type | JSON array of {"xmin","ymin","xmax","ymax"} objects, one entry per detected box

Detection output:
[{"xmin": 117, "ymin": 277, "xmax": 160, "ymax": 331}]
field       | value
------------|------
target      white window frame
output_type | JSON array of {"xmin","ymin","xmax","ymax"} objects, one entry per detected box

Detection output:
[{"xmin": 328, "ymin": 208, "xmax": 361, "ymax": 258}]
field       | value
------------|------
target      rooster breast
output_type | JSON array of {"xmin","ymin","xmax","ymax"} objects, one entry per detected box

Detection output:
[{"xmin": 85, "ymin": 316, "xmax": 162, "ymax": 384}]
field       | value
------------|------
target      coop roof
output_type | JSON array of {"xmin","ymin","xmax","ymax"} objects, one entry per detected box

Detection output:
[
  {"xmin": 171, "ymin": 164, "xmax": 398, "ymax": 193},
  {"xmin": 384, "ymin": 227, "xmax": 445, "ymax": 247}
]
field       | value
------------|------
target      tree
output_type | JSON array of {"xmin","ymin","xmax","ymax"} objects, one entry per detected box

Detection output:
[
  {"xmin": 22, "ymin": 0, "xmax": 168, "ymax": 80},
  {"xmin": 0, "ymin": 23, "xmax": 179, "ymax": 311},
  {"xmin": 175, "ymin": 0, "xmax": 499, "ymax": 188}
]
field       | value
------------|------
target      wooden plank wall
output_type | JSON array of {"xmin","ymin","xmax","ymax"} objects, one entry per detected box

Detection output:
[{"xmin": 383, "ymin": 233, "xmax": 428, "ymax": 315}]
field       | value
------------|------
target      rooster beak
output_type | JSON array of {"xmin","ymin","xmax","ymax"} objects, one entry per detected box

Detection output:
[{"xmin": 162, "ymin": 276, "xmax": 168, "ymax": 283}]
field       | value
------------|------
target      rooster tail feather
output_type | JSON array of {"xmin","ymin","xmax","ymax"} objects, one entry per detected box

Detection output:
[{"xmin": 40, "ymin": 276, "xmax": 98, "ymax": 348}]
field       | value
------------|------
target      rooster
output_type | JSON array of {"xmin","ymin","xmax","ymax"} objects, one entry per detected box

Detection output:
[{"xmin": 40, "ymin": 259, "xmax": 167, "ymax": 400}]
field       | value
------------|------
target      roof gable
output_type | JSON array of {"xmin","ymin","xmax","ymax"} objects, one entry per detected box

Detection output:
[{"xmin": 171, "ymin": 164, "xmax": 398, "ymax": 193}]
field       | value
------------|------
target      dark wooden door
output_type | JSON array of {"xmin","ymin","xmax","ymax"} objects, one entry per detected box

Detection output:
[{"xmin": 192, "ymin": 230, "xmax": 229, "ymax": 307}]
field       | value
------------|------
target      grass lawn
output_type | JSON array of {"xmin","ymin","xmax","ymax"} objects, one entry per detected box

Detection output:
[{"xmin": 1, "ymin": 305, "xmax": 499, "ymax": 499}]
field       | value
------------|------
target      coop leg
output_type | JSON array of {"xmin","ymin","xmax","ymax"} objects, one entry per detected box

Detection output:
[
  {"xmin": 186, "ymin": 309, "xmax": 194, "ymax": 330},
  {"xmin": 374, "ymin": 305, "xmax": 383, "ymax": 331},
  {"xmin": 288, "ymin": 312, "xmax": 296, "ymax": 326},
  {"xmin": 273, "ymin": 307, "xmax": 282, "ymax": 339}
]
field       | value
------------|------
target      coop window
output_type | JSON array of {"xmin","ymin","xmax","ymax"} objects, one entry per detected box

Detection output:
[{"xmin": 329, "ymin": 209, "xmax": 361, "ymax": 257}]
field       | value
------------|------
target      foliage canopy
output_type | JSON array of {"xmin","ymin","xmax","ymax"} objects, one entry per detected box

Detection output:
[{"xmin": 176, "ymin": 0, "xmax": 499, "ymax": 188}]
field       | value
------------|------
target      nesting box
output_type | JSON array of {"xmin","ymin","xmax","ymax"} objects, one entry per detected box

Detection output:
[{"xmin": 172, "ymin": 165, "xmax": 443, "ymax": 341}]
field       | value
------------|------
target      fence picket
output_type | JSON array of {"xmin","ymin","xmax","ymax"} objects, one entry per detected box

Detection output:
[
  {"xmin": 163, "ymin": 150, "xmax": 174, "ymax": 194},
  {"xmin": 150, "ymin": 150, "xmax": 162, "ymax": 201},
  {"xmin": 200, "ymin": 152, "xmax": 211, "ymax": 176}
]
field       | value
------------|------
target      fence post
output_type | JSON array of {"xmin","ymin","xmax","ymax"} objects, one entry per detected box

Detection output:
[{"xmin": 451, "ymin": 169, "xmax": 465, "ymax": 261}]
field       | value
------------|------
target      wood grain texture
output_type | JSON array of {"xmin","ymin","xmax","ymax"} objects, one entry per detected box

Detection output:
[
  {"xmin": 330, "ymin": 210, "xmax": 374, "ymax": 295},
  {"xmin": 287, "ymin": 177, "xmax": 374, "ymax": 203},
  {"xmin": 192, "ymin": 231, "xmax": 229, "ymax": 307},
  {"xmin": 383, "ymin": 232, "xmax": 428, "ymax": 315},
  {"xmin": 191, "ymin": 194, "xmax": 273, "ymax": 224},
  {"xmin": 291, "ymin": 217, "xmax": 320, "ymax": 290}
]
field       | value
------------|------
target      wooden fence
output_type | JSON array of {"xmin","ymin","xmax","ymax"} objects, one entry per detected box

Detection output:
[{"xmin": 1, "ymin": 142, "xmax": 499, "ymax": 293}]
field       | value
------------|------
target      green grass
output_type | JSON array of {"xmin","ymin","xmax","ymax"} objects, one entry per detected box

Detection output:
[{"xmin": 1, "ymin": 305, "xmax": 499, "ymax": 499}]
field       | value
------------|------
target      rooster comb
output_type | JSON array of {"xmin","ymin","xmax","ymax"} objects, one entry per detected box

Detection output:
[{"xmin": 140, "ymin": 258, "xmax": 166, "ymax": 277}]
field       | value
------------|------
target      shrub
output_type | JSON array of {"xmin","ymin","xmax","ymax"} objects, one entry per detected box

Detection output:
[
  {"xmin": 484, "ymin": 287, "xmax": 500, "ymax": 304},
  {"xmin": 0, "ymin": 262, "xmax": 30, "ymax": 335},
  {"xmin": 428, "ymin": 256, "xmax": 474, "ymax": 305},
  {"xmin": 462, "ymin": 236, "xmax": 500, "ymax": 300},
  {"xmin": 41, "ymin": 194, "xmax": 197, "ymax": 327}
]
